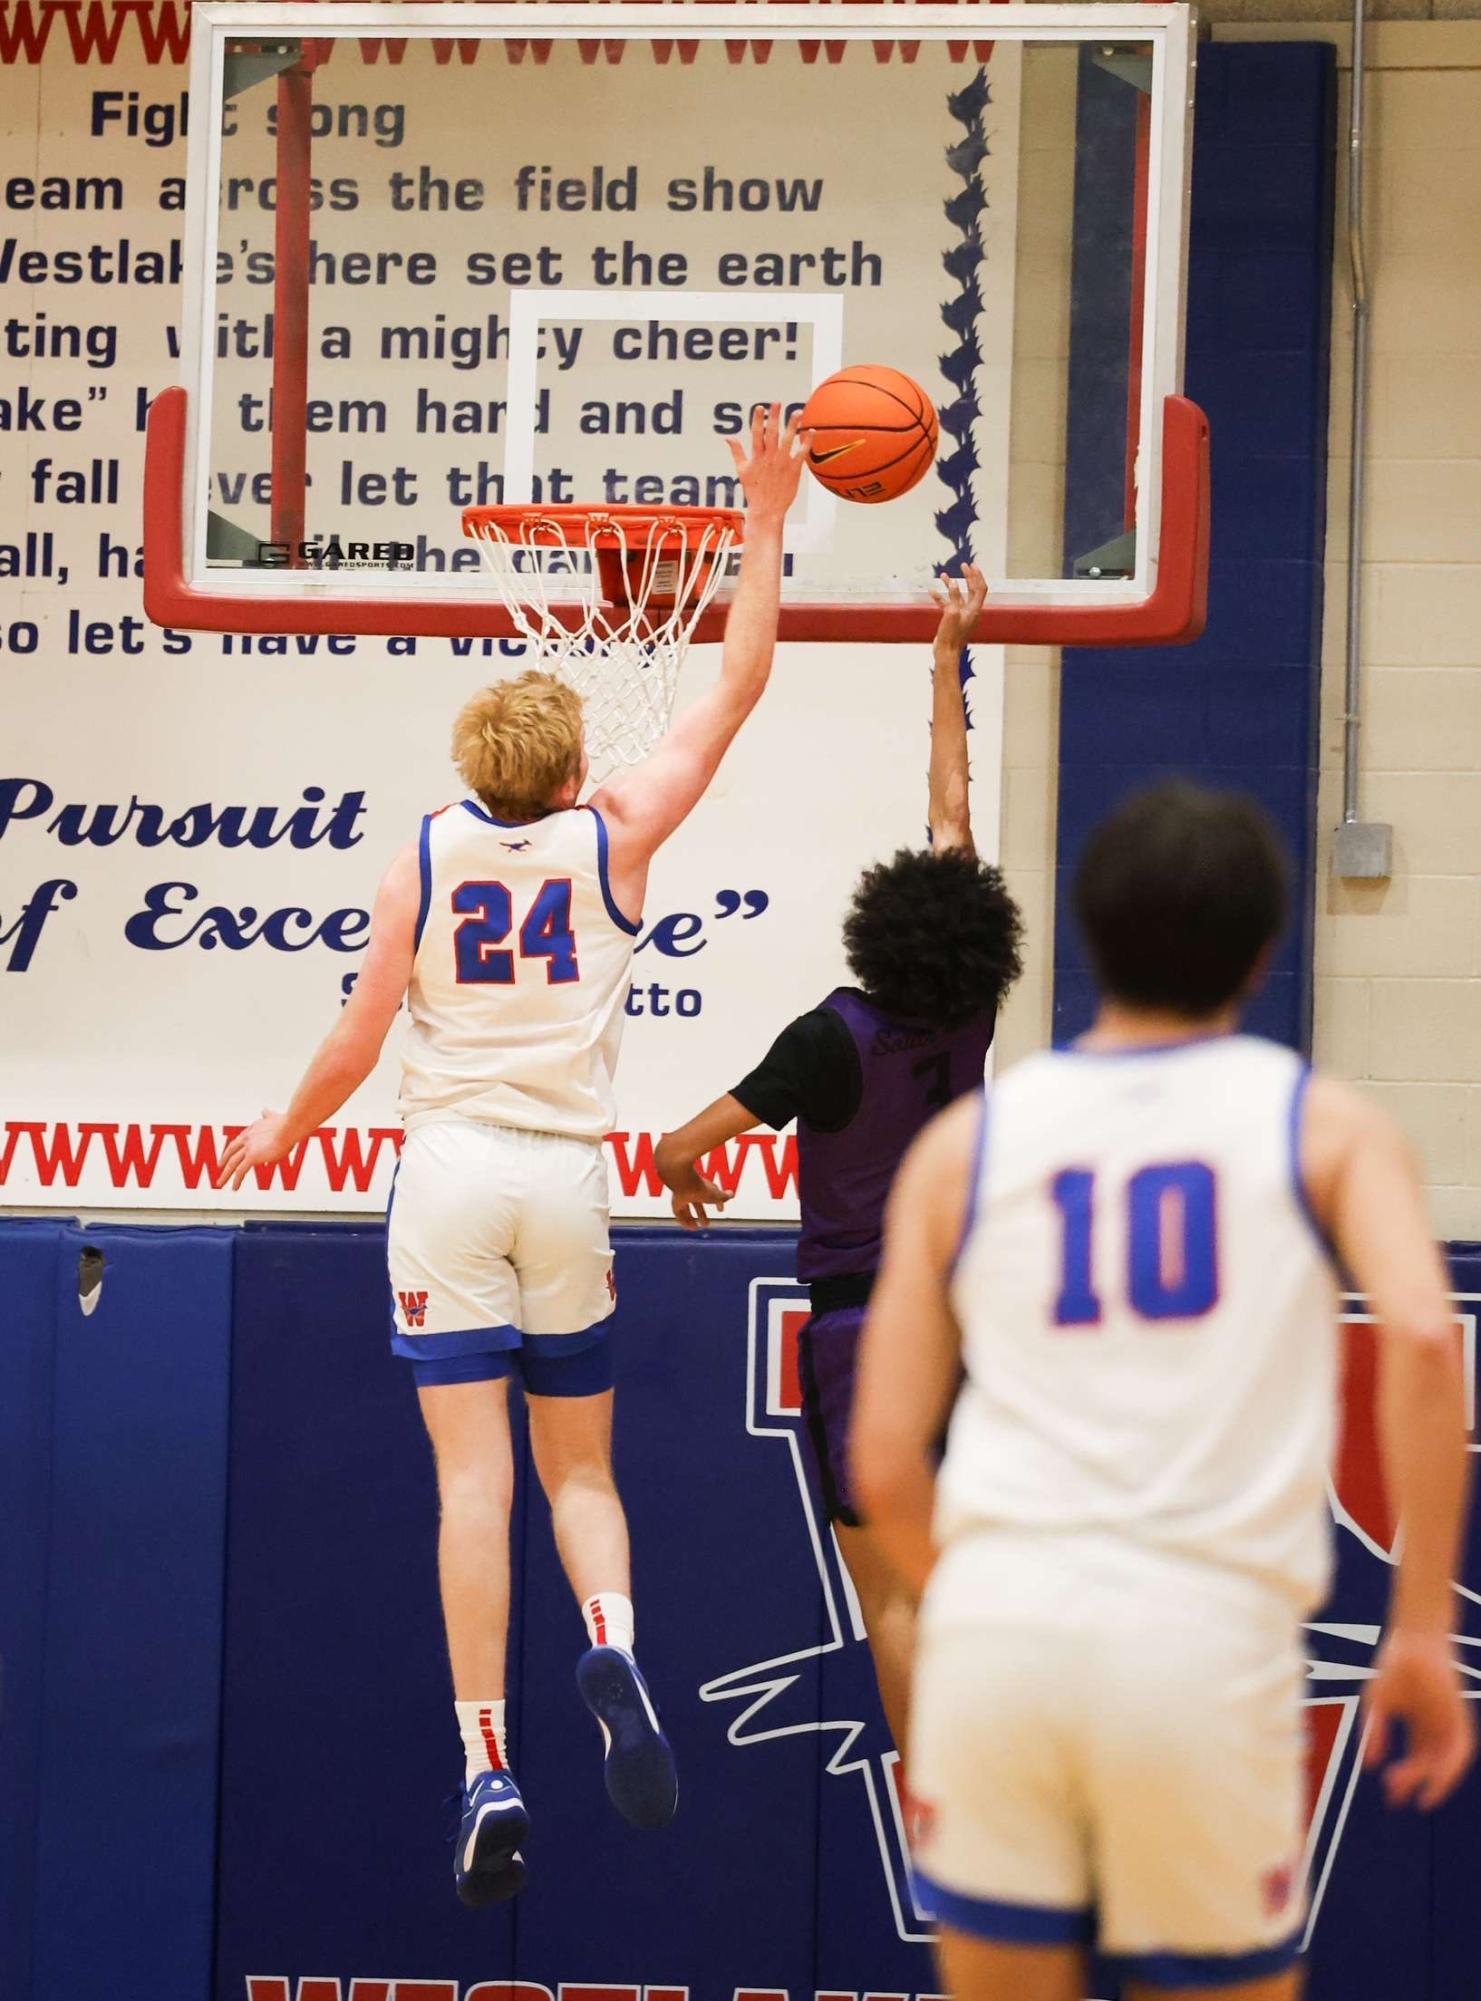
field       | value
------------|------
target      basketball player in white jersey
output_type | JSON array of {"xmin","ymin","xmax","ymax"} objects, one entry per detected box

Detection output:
[
  {"xmin": 852, "ymin": 782, "xmax": 1474, "ymax": 2001},
  {"xmin": 217, "ymin": 406, "xmax": 808, "ymax": 1906}
]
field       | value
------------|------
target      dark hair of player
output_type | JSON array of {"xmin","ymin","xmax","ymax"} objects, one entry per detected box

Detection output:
[
  {"xmin": 1074, "ymin": 781, "xmax": 1290, "ymax": 1018},
  {"xmin": 843, "ymin": 847, "xmax": 1024, "ymax": 1027}
]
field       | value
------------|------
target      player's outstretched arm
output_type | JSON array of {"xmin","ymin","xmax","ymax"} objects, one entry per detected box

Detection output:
[
  {"xmin": 851, "ymin": 1094, "xmax": 978, "ymax": 1594},
  {"xmin": 590, "ymin": 403, "xmax": 806, "ymax": 870},
  {"xmin": 1306, "ymin": 1076, "xmax": 1476, "ymax": 1809},
  {"xmin": 214, "ymin": 842, "xmax": 419, "ymax": 1191},
  {"xmin": 927, "ymin": 565, "xmax": 985, "ymax": 854},
  {"xmin": 655, "ymin": 1093, "xmax": 759, "ymax": 1229}
]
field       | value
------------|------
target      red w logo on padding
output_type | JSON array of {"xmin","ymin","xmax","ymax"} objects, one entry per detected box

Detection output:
[
  {"xmin": 1301, "ymin": 1307, "xmax": 1476, "ymax": 1944},
  {"xmin": 725, "ymin": 1286, "xmax": 1479, "ymax": 1955},
  {"xmin": 397, "ymin": 1289, "xmax": 429, "ymax": 1328}
]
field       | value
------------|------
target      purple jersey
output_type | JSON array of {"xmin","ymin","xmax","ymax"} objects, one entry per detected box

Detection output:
[{"xmin": 797, "ymin": 987, "xmax": 992, "ymax": 1283}]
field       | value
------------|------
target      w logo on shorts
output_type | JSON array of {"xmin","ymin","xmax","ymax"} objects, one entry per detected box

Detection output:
[{"xmin": 397, "ymin": 1289, "xmax": 429, "ymax": 1328}]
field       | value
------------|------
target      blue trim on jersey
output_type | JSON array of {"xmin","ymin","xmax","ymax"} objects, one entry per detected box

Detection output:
[
  {"xmin": 913, "ymin": 1874, "xmax": 1094, "ymax": 1947},
  {"xmin": 1287, "ymin": 1066, "xmax": 1322, "ymax": 1246},
  {"xmin": 411, "ymin": 1351, "xmax": 518, "ymax": 1388},
  {"xmin": 1103, "ymin": 1925, "xmax": 1304, "ymax": 1989},
  {"xmin": 413, "ymin": 814, "xmax": 434, "ymax": 953},
  {"xmin": 585, "ymin": 806, "xmax": 642, "ymax": 937},
  {"xmin": 949, "ymin": 1087, "xmax": 990, "ymax": 1278},
  {"xmin": 461, "ymin": 798, "xmax": 541, "ymax": 831},
  {"xmin": 521, "ymin": 1333, "xmax": 615, "ymax": 1399},
  {"xmin": 1287, "ymin": 1065, "xmax": 1342, "ymax": 1271},
  {"xmin": 1063, "ymin": 1032, "xmax": 1235, "ymax": 1060},
  {"xmin": 384, "ymin": 1156, "xmax": 402, "ymax": 1343},
  {"xmin": 390, "ymin": 1322, "xmax": 522, "ymax": 1362}
]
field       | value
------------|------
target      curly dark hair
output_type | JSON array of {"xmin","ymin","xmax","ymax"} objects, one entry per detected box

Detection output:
[{"xmin": 842, "ymin": 846, "xmax": 1025, "ymax": 1026}]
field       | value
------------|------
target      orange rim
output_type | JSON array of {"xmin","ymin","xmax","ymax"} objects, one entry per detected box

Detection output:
[{"xmin": 463, "ymin": 502, "xmax": 744, "ymax": 546}]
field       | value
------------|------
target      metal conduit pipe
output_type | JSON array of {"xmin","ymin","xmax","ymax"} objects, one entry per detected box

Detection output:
[{"xmin": 1334, "ymin": 0, "xmax": 1393, "ymax": 879}]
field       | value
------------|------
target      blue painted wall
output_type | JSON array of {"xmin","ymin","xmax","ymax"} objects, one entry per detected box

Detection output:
[{"xmin": 1055, "ymin": 43, "xmax": 1337, "ymax": 1050}]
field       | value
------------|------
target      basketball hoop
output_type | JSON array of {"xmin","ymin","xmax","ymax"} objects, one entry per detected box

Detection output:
[{"xmin": 463, "ymin": 502, "xmax": 743, "ymax": 773}]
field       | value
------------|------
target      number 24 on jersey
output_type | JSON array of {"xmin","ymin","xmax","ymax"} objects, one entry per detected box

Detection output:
[{"xmin": 452, "ymin": 878, "xmax": 580, "ymax": 985}]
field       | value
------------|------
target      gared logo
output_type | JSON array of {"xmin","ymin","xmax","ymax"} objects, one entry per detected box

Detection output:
[
  {"xmin": 397, "ymin": 1289, "xmax": 429, "ymax": 1328},
  {"xmin": 606, "ymin": 1268, "xmax": 618, "ymax": 1305}
]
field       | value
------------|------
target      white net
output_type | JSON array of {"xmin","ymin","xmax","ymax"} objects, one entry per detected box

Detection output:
[{"xmin": 467, "ymin": 508, "xmax": 740, "ymax": 776}]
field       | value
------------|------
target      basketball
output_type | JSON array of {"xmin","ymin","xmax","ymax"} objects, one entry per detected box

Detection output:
[{"xmin": 799, "ymin": 365, "xmax": 940, "ymax": 504}]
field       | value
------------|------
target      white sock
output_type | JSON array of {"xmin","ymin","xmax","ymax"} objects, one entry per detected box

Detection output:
[
  {"xmin": 455, "ymin": 1698, "xmax": 507, "ymax": 1784},
  {"xmin": 582, "ymin": 1591, "xmax": 635, "ymax": 1656}
]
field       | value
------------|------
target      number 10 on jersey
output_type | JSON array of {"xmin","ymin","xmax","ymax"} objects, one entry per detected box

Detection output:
[{"xmin": 1050, "ymin": 1162, "xmax": 1219, "ymax": 1327}]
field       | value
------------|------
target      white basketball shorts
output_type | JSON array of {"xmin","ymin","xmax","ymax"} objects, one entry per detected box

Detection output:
[
  {"xmin": 909, "ymin": 1531, "xmax": 1308, "ymax": 1988},
  {"xmin": 387, "ymin": 1116, "xmax": 616, "ymax": 1389}
]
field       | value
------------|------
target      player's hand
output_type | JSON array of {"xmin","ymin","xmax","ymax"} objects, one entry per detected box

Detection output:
[
  {"xmin": 1362, "ymin": 1628, "xmax": 1476, "ymax": 1809},
  {"xmin": 666, "ymin": 1163, "xmax": 734, "ymax": 1232},
  {"xmin": 727, "ymin": 401, "xmax": 809, "ymax": 523},
  {"xmin": 215, "ymin": 1109, "xmax": 294, "ymax": 1191},
  {"xmin": 932, "ymin": 564, "xmax": 988, "ymax": 653}
]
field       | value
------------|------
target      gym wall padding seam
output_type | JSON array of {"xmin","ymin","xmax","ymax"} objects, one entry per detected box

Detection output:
[
  {"xmin": 0, "ymin": 1220, "xmax": 68, "ymax": 2001},
  {"xmin": 5, "ymin": 1224, "xmax": 234, "ymax": 2001}
]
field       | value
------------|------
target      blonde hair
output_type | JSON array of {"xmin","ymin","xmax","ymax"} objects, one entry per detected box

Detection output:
[{"xmin": 452, "ymin": 671, "xmax": 585, "ymax": 817}]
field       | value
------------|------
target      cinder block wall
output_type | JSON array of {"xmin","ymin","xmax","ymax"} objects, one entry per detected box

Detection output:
[
  {"xmin": 1314, "ymin": 23, "xmax": 1481, "ymax": 1240},
  {"xmin": 998, "ymin": 22, "xmax": 1481, "ymax": 1239},
  {"xmin": 995, "ymin": 47, "xmax": 1071, "ymax": 1069}
]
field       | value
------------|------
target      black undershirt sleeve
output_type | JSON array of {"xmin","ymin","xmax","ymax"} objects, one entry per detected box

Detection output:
[{"xmin": 731, "ymin": 1008, "xmax": 861, "ymax": 1133}]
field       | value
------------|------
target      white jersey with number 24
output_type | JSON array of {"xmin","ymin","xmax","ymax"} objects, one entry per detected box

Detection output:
[
  {"xmin": 399, "ymin": 798, "xmax": 640, "ymax": 1144},
  {"xmin": 943, "ymin": 1034, "xmax": 1341, "ymax": 1612}
]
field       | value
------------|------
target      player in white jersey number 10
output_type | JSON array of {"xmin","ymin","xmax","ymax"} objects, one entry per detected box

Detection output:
[
  {"xmin": 217, "ymin": 407, "xmax": 809, "ymax": 1906},
  {"xmin": 853, "ymin": 782, "xmax": 1475, "ymax": 2001}
]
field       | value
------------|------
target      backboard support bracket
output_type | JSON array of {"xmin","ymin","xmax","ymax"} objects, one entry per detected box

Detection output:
[
  {"xmin": 223, "ymin": 42, "xmax": 305, "ymax": 99},
  {"xmin": 1073, "ymin": 528, "xmax": 1138, "ymax": 580},
  {"xmin": 1090, "ymin": 47, "xmax": 1154, "ymax": 94}
]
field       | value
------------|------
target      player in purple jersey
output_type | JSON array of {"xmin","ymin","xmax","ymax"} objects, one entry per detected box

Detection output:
[{"xmin": 655, "ymin": 569, "xmax": 1023, "ymax": 1750}]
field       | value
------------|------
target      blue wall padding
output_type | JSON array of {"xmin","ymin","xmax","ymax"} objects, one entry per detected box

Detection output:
[
  {"xmin": 1055, "ymin": 43, "xmax": 1337, "ymax": 1050},
  {"xmin": 213, "ymin": 1224, "xmax": 518, "ymax": 1984},
  {"xmin": 217, "ymin": 1228, "xmax": 913, "ymax": 1997},
  {"xmin": 27, "ymin": 1225, "xmax": 233, "ymax": 2001},
  {"xmin": 1304, "ymin": 1242, "xmax": 1481, "ymax": 2001},
  {"xmin": 1429, "ymin": 1701, "xmax": 1481, "ymax": 2001},
  {"xmin": 0, "ymin": 1221, "xmax": 68, "ymax": 2001},
  {"xmin": 5, "ymin": 1222, "xmax": 1481, "ymax": 2000},
  {"xmin": 508, "ymin": 1234, "xmax": 831, "ymax": 1990}
]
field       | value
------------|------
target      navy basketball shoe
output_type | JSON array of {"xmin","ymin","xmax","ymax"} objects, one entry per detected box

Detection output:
[
  {"xmin": 576, "ymin": 1645, "xmax": 679, "ymax": 1830},
  {"xmin": 454, "ymin": 1769, "xmax": 530, "ymax": 1907}
]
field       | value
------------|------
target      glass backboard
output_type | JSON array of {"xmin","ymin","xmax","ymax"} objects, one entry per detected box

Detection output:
[{"xmin": 146, "ymin": 3, "xmax": 1204, "ymax": 644}]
